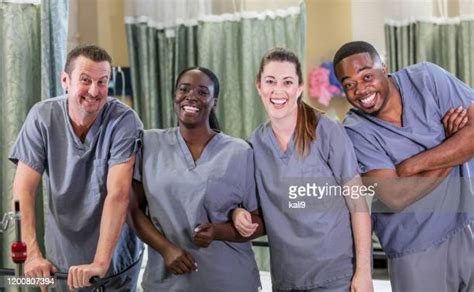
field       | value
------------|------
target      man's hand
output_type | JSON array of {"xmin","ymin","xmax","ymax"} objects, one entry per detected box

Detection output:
[
  {"xmin": 193, "ymin": 223, "xmax": 215, "ymax": 248},
  {"xmin": 232, "ymin": 208, "xmax": 258, "ymax": 237},
  {"xmin": 67, "ymin": 262, "xmax": 107, "ymax": 289},
  {"xmin": 443, "ymin": 106, "xmax": 468, "ymax": 138},
  {"xmin": 162, "ymin": 244, "xmax": 197, "ymax": 274},
  {"xmin": 24, "ymin": 255, "xmax": 57, "ymax": 278},
  {"xmin": 24, "ymin": 256, "xmax": 57, "ymax": 292}
]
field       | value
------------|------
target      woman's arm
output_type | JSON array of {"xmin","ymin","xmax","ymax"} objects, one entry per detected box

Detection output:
[
  {"xmin": 193, "ymin": 209, "xmax": 265, "ymax": 247},
  {"xmin": 344, "ymin": 175, "xmax": 374, "ymax": 292},
  {"xmin": 128, "ymin": 180, "xmax": 197, "ymax": 274}
]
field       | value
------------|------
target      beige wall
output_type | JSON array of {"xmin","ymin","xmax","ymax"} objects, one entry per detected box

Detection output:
[
  {"xmin": 97, "ymin": 0, "xmax": 129, "ymax": 67},
  {"xmin": 76, "ymin": 0, "xmax": 128, "ymax": 66},
  {"xmin": 304, "ymin": 0, "xmax": 352, "ymax": 118},
  {"xmin": 77, "ymin": 0, "xmax": 98, "ymax": 47}
]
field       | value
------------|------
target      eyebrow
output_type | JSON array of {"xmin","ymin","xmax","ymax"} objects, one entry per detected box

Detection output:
[
  {"xmin": 339, "ymin": 66, "xmax": 373, "ymax": 83},
  {"xmin": 263, "ymin": 75, "xmax": 295, "ymax": 80},
  {"xmin": 79, "ymin": 73, "xmax": 109, "ymax": 80},
  {"xmin": 178, "ymin": 83, "xmax": 210, "ymax": 90}
]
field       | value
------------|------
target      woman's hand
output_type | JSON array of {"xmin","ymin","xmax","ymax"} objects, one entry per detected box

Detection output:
[
  {"xmin": 232, "ymin": 208, "xmax": 258, "ymax": 237},
  {"xmin": 193, "ymin": 223, "xmax": 215, "ymax": 247},
  {"xmin": 162, "ymin": 244, "xmax": 197, "ymax": 274},
  {"xmin": 350, "ymin": 270, "xmax": 374, "ymax": 292}
]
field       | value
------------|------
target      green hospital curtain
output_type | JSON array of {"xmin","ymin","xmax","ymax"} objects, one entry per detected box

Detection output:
[
  {"xmin": 385, "ymin": 18, "xmax": 474, "ymax": 86},
  {"xmin": 126, "ymin": 3, "xmax": 305, "ymax": 138},
  {"xmin": 0, "ymin": 1, "xmax": 67, "ymax": 287},
  {"xmin": 198, "ymin": 6, "xmax": 305, "ymax": 138}
]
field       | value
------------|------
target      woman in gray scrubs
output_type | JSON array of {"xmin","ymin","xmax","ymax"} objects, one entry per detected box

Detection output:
[
  {"xmin": 129, "ymin": 67, "xmax": 262, "ymax": 291},
  {"xmin": 232, "ymin": 48, "xmax": 373, "ymax": 292}
]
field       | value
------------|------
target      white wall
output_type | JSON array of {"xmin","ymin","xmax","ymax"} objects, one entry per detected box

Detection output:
[{"xmin": 351, "ymin": 0, "xmax": 440, "ymax": 60}]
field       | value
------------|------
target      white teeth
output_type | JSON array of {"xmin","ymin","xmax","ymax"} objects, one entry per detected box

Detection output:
[
  {"xmin": 83, "ymin": 97, "xmax": 99, "ymax": 104},
  {"xmin": 183, "ymin": 106, "xmax": 199, "ymax": 113},
  {"xmin": 360, "ymin": 93, "xmax": 375, "ymax": 106},
  {"xmin": 270, "ymin": 98, "xmax": 287, "ymax": 105}
]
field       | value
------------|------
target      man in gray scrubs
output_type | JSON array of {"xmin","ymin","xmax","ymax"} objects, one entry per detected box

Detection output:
[
  {"xmin": 9, "ymin": 45, "xmax": 143, "ymax": 290},
  {"xmin": 333, "ymin": 41, "xmax": 474, "ymax": 292}
]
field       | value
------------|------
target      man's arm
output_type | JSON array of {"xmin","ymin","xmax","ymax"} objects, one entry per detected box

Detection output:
[
  {"xmin": 397, "ymin": 104, "xmax": 474, "ymax": 176},
  {"xmin": 363, "ymin": 167, "xmax": 452, "ymax": 212},
  {"xmin": 67, "ymin": 156, "xmax": 135, "ymax": 289},
  {"xmin": 13, "ymin": 162, "xmax": 57, "ymax": 278}
]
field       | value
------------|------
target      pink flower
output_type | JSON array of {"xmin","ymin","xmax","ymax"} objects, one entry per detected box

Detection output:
[{"xmin": 309, "ymin": 66, "xmax": 341, "ymax": 106}]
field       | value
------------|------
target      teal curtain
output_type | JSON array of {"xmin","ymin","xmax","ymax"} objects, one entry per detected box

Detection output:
[
  {"xmin": 0, "ymin": 1, "xmax": 67, "ymax": 287},
  {"xmin": 198, "ymin": 9, "xmax": 305, "ymax": 138},
  {"xmin": 385, "ymin": 19, "xmax": 474, "ymax": 86},
  {"xmin": 126, "ymin": 4, "xmax": 305, "ymax": 272},
  {"xmin": 126, "ymin": 3, "xmax": 305, "ymax": 138},
  {"xmin": 41, "ymin": 0, "xmax": 68, "ymax": 100}
]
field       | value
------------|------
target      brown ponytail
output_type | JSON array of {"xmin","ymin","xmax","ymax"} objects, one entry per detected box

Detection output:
[{"xmin": 295, "ymin": 99, "xmax": 317, "ymax": 158}]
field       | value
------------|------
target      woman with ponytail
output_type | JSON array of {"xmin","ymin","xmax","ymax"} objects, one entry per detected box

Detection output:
[
  {"xmin": 233, "ymin": 48, "xmax": 373, "ymax": 292},
  {"xmin": 129, "ymin": 67, "xmax": 262, "ymax": 291}
]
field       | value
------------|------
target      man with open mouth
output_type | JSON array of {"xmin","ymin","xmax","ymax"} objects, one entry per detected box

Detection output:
[{"xmin": 334, "ymin": 40, "xmax": 474, "ymax": 292}]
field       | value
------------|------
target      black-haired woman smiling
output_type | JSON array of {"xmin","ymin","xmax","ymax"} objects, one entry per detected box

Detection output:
[{"xmin": 129, "ymin": 67, "xmax": 262, "ymax": 291}]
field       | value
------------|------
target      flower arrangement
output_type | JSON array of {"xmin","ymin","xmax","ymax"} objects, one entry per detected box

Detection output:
[{"xmin": 308, "ymin": 61, "xmax": 344, "ymax": 106}]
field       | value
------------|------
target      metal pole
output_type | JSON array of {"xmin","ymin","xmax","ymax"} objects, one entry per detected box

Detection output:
[{"xmin": 13, "ymin": 201, "xmax": 24, "ymax": 292}]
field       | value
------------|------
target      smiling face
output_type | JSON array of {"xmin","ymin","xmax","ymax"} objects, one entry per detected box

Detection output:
[
  {"xmin": 335, "ymin": 52, "xmax": 391, "ymax": 115},
  {"xmin": 174, "ymin": 69, "xmax": 216, "ymax": 129},
  {"xmin": 61, "ymin": 55, "xmax": 110, "ymax": 121},
  {"xmin": 256, "ymin": 61, "xmax": 304, "ymax": 121}
]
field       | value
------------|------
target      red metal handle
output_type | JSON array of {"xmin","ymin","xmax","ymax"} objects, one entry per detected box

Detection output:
[{"xmin": 11, "ymin": 241, "xmax": 27, "ymax": 264}]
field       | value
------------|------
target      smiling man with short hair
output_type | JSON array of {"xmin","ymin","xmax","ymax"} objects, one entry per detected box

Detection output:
[
  {"xmin": 10, "ymin": 44, "xmax": 143, "ymax": 291},
  {"xmin": 334, "ymin": 41, "xmax": 474, "ymax": 292}
]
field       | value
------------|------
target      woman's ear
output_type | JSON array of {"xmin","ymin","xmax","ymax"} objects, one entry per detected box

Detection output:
[
  {"xmin": 212, "ymin": 97, "xmax": 218, "ymax": 109},
  {"xmin": 255, "ymin": 80, "xmax": 262, "ymax": 96},
  {"xmin": 296, "ymin": 82, "xmax": 304, "ymax": 99},
  {"xmin": 382, "ymin": 63, "xmax": 388, "ymax": 76}
]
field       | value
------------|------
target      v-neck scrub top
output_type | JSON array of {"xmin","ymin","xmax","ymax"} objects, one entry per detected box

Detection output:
[
  {"xmin": 134, "ymin": 128, "xmax": 260, "ymax": 292},
  {"xmin": 9, "ymin": 96, "xmax": 143, "ymax": 276},
  {"xmin": 248, "ymin": 113, "xmax": 359, "ymax": 290},
  {"xmin": 344, "ymin": 62, "xmax": 474, "ymax": 258}
]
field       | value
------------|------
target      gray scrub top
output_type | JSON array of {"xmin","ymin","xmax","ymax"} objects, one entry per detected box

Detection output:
[
  {"xmin": 344, "ymin": 62, "xmax": 474, "ymax": 258},
  {"xmin": 134, "ymin": 128, "xmax": 260, "ymax": 292},
  {"xmin": 9, "ymin": 96, "xmax": 143, "ymax": 275},
  {"xmin": 248, "ymin": 113, "xmax": 358, "ymax": 290}
]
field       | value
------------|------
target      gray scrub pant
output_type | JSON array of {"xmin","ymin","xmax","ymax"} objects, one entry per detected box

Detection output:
[
  {"xmin": 51, "ymin": 254, "xmax": 142, "ymax": 292},
  {"xmin": 273, "ymin": 275, "xmax": 352, "ymax": 292},
  {"xmin": 389, "ymin": 221, "xmax": 474, "ymax": 292}
]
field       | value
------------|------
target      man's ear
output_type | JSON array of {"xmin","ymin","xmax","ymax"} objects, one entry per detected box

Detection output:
[
  {"xmin": 61, "ymin": 71, "xmax": 69, "ymax": 91},
  {"xmin": 382, "ymin": 63, "xmax": 388, "ymax": 75}
]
